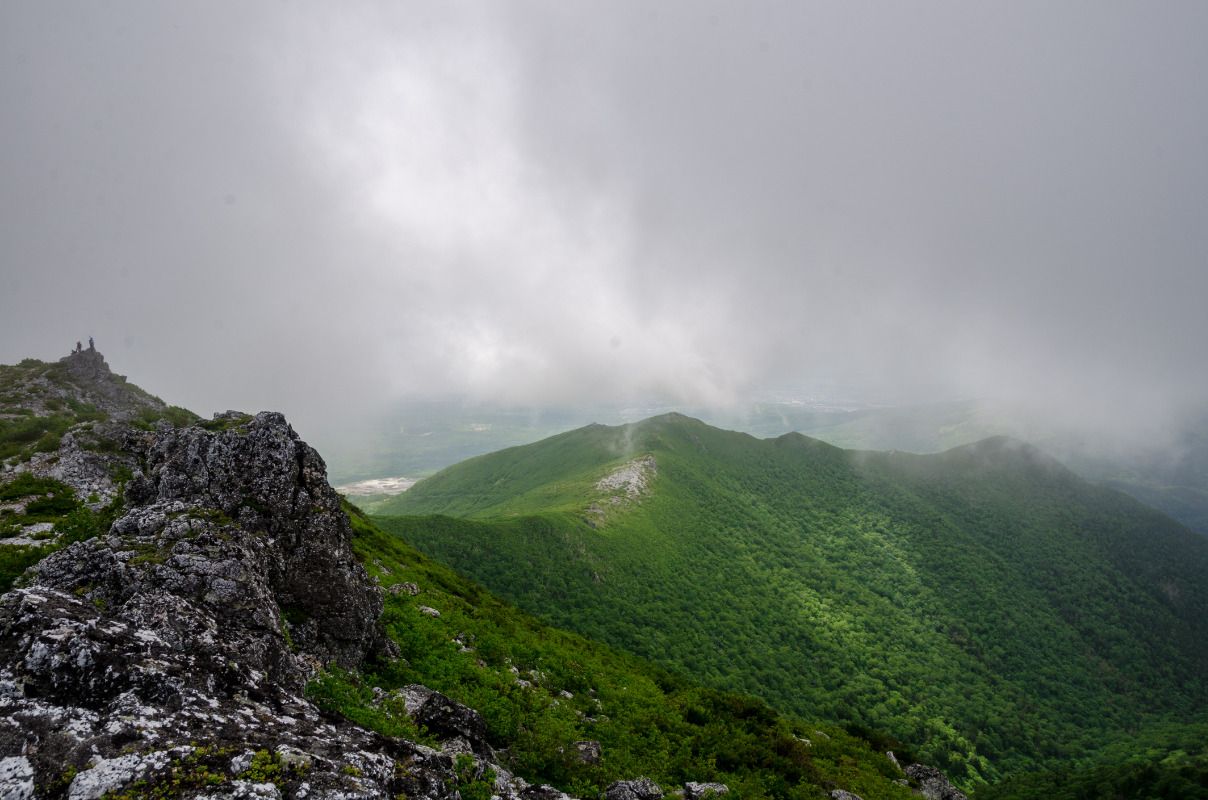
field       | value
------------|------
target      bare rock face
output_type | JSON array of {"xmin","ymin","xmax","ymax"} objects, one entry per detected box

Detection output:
[
  {"xmin": 398, "ymin": 684, "xmax": 491, "ymax": 757},
  {"xmin": 904, "ymin": 764, "xmax": 968, "ymax": 800},
  {"xmin": 126, "ymin": 411, "xmax": 386, "ymax": 671},
  {"xmin": 0, "ymin": 412, "xmax": 455, "ymax": 798}
]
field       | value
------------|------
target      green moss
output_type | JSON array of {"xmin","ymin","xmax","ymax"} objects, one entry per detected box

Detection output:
[
  {"xmin": 100, "ymin": 747, "xmax": 231, "ymax": 799},
  {"xmin": 305, "ymin": 668, "xmax": 430, "ymax": 746},
  {"xmin": 244, "ymin": 750, "xmax": 287, "ymax": 784}
]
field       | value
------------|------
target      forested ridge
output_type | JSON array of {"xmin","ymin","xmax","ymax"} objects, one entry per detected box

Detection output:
[
  {"xmin": 337, "ymin": 504, "xmax": 923, "ymax": 800},
  {"xmin": 376, "ymin": 414, "xmax": 1208, "ymax": 789}
]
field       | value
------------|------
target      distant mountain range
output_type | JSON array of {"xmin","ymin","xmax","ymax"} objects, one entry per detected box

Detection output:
[
  {"xmin": 330, "ymin": 397, "xmax": 1208, "ymax": 538},
  {"xmin": 377, "ymin": 413, "xmax": 1208, "ymax": 787}
]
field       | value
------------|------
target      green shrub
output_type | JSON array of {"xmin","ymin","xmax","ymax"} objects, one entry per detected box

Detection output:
[{"xmin": 0, "ymin": 473, "xmax": 72, "ymax": 501}]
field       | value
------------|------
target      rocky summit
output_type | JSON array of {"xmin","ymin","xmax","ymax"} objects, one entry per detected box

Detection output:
[{"xmin": 0, "ymin": 352, "xmax": 576, "ymax": 799}]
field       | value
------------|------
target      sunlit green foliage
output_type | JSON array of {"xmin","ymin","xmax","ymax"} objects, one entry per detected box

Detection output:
[
  {"xmin": 336, "ymin": 504, "xmax": 917, "ymax": 800},
  {"xmin": 377, "ymin": 415, "xmax": 1208, "ymax": 787}
]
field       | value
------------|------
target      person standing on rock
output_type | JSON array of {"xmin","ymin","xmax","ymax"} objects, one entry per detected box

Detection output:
[{"xmin": 88, "ymin": 336, "xmax": 94, "ymax": 351}]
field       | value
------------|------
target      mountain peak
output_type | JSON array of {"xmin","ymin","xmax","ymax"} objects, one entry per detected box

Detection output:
[{"xmin": 60, "ymin": 340, "xmax": 112, "ymax": 382}]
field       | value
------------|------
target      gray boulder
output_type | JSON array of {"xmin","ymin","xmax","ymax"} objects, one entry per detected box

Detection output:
[
  {"xmin": 904, "ymin": 764, "xmax": 968, "ymax": 800},
  {"xmin": 606, "ymin": 778, "xmax": 664, "ymax": 800},
  {"xmin": 684, "ymin": 783, "xmax": 729, "ymax": 800},
  {"xmin": 399, "ymin": 684, "xmax": 492, "ymax": 756}
]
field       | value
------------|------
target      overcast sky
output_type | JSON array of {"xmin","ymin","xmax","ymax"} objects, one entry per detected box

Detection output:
[{"xmin": 2, "ymin": 1, "xmax": 1206, "ymax": 447}]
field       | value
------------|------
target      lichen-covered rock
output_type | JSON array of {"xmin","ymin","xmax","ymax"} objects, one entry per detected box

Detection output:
[
  {"xmin": 606, "ymin": 778, "xmax": 664, "ymax": 800},
  {"xmin": 904, "ymin": 764, "xmax": 968, "ymax": 800},
  {"xmin": 0, "ymin": 756, "xmax": 35, "ymax": 800},
  {"xmin": 125, "ymin": 411, "xmax": 387, "ymax": 669},
  {"xmin": 684, "ymin": 782, "xmax": 728, "ymax": 800},
  {"xmin": 829, "ymin": 791, "xmax": 863, "ymax": 800},
  {"xmin": 0, "ymin": 410, "xmax": 522, "ymax": 800},
  {"xmin": 398, "ymin": 684, "xmax": 491, "ymax": 756}
]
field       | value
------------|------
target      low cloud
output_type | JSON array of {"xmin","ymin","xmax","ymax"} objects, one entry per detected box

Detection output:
[{"xmin": 2, "ymin": 1, "xmax": 1206, "ymax": 453}]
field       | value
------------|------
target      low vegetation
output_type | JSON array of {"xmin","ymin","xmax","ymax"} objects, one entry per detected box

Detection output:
[
  {"xmin": 331, "ymin": 504, "xmax": 919, "ymax": 800},
  {"xmin": 0, "ymin": 471, "xmax": 124, "ymax": 592}
]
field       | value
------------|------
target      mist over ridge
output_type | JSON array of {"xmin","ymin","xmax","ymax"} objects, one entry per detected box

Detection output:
[{"xmin": 3, "ymin": 1, "xmax": 1207, "ymax": 461}]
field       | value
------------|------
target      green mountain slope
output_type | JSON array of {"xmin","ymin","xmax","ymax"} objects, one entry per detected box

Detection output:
[
  {"xmin": 375, "ymin": 414, "xmax": 1208, "ymax": 786},
  {"xmin": 338, "ymin": 505, "xmax": 922, "ymax": 800}
]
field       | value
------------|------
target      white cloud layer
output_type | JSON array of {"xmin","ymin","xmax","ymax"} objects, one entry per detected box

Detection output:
[{"xmin": 2, "ymin": 1, "xmax": 1206, "ymax": 447}]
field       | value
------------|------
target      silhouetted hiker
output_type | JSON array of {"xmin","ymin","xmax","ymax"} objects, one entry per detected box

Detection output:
[
  {"xmin": 75, "ymin": 341, "xmax": 82, "ymax": 353},
  {"xmin": 88, "ymin": 337, "xmax": 95, "ymax": 351}
]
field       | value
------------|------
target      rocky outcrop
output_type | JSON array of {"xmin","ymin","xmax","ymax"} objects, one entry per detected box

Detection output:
[
  {"xmin": 0, "ymin": 410, "xmax": 530, "ymax": 799},
  {"xmin": 397, "ymin": 684, "xmax": 491, "ymax": 757},
  {"xmin": 586, "ymin": 455, "xmax": 657, "ymax": 527},
  {"xmin": 905, "ymin": 764, "xmax": 968, "ymax": 800},
  {"xmin": 120, "ymin": 411, "xmax": 386, "ymax": 670},
  {"xmin": 684, "ymin": 782, "xmax": 728, "ymax": 800},
  {"xmin": 605, "ymin": 778, "xmax": 664, "ymax": 800},
  {"xmin": 55, "ymin": 348, "xmax": 166, "ymax": 419}
]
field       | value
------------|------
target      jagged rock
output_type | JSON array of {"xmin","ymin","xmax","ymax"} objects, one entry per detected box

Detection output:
[
  {"xmin": 606, "ymin": 778, "xmax": 664, "ymax": 800},
  {"xmin": 389, "ymin": 581, "xmax": 420, "ymax": 596},
  {"xmin": 0, "ymin": 411, "xmax": 488, "ymax": 799},
  {"xmin": 573, "ymin": 740, "xmax": 601, "ymax": 764},
  {"xmin": 904, "ymin": 764, "xmax": 968, "ymax": 800},
  {"xmin": 886, "ymin": 751, "xmax": 901, "ymax": 771},
  {"xmin": 684, "ymin": 782, "xmax": 728, "ymax": 800},
  {"xmin": 398, "ymin": 684, "xmax": 491, "ymax": 756},
  {"xmin": 829, "ymin": 791, "xmax": 863, "ymax": 800}
]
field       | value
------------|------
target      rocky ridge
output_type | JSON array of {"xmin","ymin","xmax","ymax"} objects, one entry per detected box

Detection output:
[
  {"xmin": 3, "ymin": 410, "xmax": 424, "ymax": 797},
  {"xmin": 0, "ymin": 350, "xmax": 966, "ymax": 800},
  {"xmin": 0, "ymin": 354, "xmax": 574, "ymax": 799}
]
